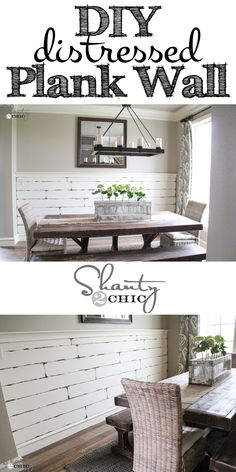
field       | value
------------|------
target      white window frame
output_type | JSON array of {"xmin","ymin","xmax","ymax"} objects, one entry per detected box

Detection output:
[{"xmin": 199, "ymin": 314, "xmax": 236, "ymax": 353}]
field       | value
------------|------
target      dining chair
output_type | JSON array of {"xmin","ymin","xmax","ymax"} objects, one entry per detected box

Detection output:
[
  {"xmin": 160, "ymin": 200, "xmax": 206, "ymax": 248},
  {"xmin": 18, "ymin": 203, "xmax": 66, "ymax": 261},
  {"xmin": 121, "ymin": 378, "xmax": 206, "ymax": 472},
  {"xmin": 231, "ymin": 353, "xmax": 236, "ymax": 368}
]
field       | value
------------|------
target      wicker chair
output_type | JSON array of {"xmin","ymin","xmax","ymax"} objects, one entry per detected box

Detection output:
[
  {"xmin": 121, "ymin": 378, "xmax": 206, "ymax": 472},
  {"xmin": 160, "ymin": 200, "xmax": 206, "ymax": 248},
  {"xmin": 18, "ymin": 203, "xmax": 66, "ymax": 261}
]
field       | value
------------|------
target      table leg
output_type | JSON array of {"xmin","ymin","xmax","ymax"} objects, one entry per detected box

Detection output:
[
  {"xmin": 72, "ymin": 237, "xmax": 89, "ymax": 254},
  {"xmin": 142, "ymin": 233, "xmax": 158, "ymax": 249},
  {"xmin": 111, "ymin": 428, "xmax": 133, "ymax": 460},
  {"xmin": 112, "ymin": 236, "xmax": 118, "ymax": 251},
  {"xmin": 81, "ymin": 237, "xmax": 89, "ymax": 253}
]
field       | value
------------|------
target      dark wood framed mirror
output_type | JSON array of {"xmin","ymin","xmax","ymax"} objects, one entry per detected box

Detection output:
[
  {"xmin": 80, "ymin": 315, "xmax": 132, "ymax": 324},
  {"xmin": 77, "ymin": 117, "xmax": 127, "ymax": 168}
]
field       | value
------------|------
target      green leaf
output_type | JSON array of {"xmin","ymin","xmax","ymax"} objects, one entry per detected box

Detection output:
[
  {"xmin": 204, "ymin": 336, "xmax": 215, "ymax": 348},
  {"xmin": 214, "ymin": 335, "xmax": 225, "ymax": 344},
  {"xmin": 193, "ymin": 336, "xmax": 204, "ymax": 343}
]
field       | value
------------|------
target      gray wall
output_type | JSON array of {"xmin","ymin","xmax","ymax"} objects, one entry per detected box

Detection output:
[
  {"xmin": 165, "ymin": 316, "xmax": 181, "ymax": 377},
  {"xmin": 207, "ymin": 105, "xmax": 236, "ymax": 260},
  {"xmin": 0, "ymin": 384, "xmax": 18, "ymax": 463},
  {"xmin": 0, "ymin": 115, "xmax": 14, "ymax": 239},
  {"xmin": 17, "ymin": 114, "xmax": 178, "ymax": 173},
  {"xmin": 0, "ymin": 315, "xmax": 165, "ymax": 332}
]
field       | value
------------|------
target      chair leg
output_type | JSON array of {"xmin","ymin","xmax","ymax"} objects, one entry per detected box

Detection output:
[{"xmin": 25, "ymin": 249, "xmax": 32, "ymax": 261}]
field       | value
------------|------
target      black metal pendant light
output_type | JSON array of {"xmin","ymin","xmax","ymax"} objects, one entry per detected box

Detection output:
[{"xmin": 94, "ymin": 105, "xmax": 165, "ymax": 157}]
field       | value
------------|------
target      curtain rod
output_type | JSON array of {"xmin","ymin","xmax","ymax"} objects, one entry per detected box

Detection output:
[{"xmin": 180, "ymin": 106, "xmax": 212, "ymax": 123}]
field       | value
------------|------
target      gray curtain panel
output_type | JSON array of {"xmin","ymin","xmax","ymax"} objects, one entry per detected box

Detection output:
[
  {"xmin": 178, "ymin": 315, "xmax": 199, "ymax": 374},
  {"xmin": 176, "ymin": 121, "xmax": 193, "ymax": 215}
]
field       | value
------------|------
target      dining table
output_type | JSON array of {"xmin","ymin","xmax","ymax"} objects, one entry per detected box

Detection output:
[
  {"xmin": 34, "ymin": 211, "xmax": 203, "ymax": 254},
  {"xmin": 115, "ymin": 369, "xmax": 236, "ymax": 431}
]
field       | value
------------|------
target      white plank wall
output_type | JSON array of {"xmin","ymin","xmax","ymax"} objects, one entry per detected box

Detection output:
[
  {"xmin": 0, "ymin": 330, "xmax": 168, "ymax": 455},
  {"xmin": 16, "ymin": 172, "xmax": 176, "ymax": 238}
]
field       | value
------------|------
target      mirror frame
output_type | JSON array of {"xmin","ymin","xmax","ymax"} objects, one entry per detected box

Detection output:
[
  {"xmin": 77, "ymin": 117, "xmax": 127, "ymax": 168},
  {"xmin": 80, "ymin": 315, "xmax": 133, "ymax": 324}
]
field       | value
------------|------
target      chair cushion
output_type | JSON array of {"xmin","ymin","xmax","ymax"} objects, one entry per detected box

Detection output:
[
  {"xmin": 162, "ymin": 232, "xmax": 197, "ymax": 241},
  {"xmin": 182, "ymin": 426, "xmax": 205, "ymax": 455},
  {"xmin": 32, "ymin": 238, "xmax": 66, "ymax": 253},
  {"xmin": 160, "ymin": 232, "xmax": 197, "ymax": 247}
]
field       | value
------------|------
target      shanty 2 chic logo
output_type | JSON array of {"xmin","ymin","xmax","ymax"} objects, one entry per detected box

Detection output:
[{"xmin": 74, "ymin": 263, "xmax": 166, "ymax": 313}]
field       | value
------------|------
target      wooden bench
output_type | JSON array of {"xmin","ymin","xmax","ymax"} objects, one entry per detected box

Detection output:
[
  {"xmin": 75, "ymin": 243, "xmax": 206, "ymax": 262},
  {"xmin": 106, "ymin": 409, "xmax": 133, "ymax": 460},
  {"xmin": 210, "ymin": 427, "xmax": 236, "ymax": 471}
]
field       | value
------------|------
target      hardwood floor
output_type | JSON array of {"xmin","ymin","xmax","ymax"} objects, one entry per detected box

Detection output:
[
  {"xmin": 0, "ymin": 236, "xmax": 206, "ymax": 262},
  {"xmin": 0, "ymin": 243, "xmax": 26, "ymax": 261},
  {"xmin": 0, "ymin": 236, "xmax": 158, "ymax": 262},
  {"xmin": 22, "ymin": 421, "xmax": 210, "ymax": 472},
  {"xmin": 23, "ymin": 422, "xmax": 116, "ymax": 472}
]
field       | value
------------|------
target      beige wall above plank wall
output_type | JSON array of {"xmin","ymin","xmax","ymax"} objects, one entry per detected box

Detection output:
[
  {"xmin": 0, "ymin": 315, "xmax": 166, "ymax": 332},
  {"xmin": 16, "ymin": 114, "xmax": 179, "ymax": 173}
]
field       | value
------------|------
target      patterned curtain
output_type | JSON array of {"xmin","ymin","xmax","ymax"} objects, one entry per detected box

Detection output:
[
  {"xmin": 178, "ymin": 315, "xmax": 199, "ymax": 374},
  {"xmin": 176, "ymin": 121, "xmax": 193, "ymax": 215}
]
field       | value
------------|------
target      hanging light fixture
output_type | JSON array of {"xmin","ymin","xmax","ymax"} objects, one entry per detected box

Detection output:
[{"xmin": 93, "ymin": 105, "xmax": 165, "ymax": 157}]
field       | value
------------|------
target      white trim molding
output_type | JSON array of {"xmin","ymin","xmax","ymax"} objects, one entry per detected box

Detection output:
[
  {"xmin": 0, "ymin": 329, "xmax": 167, "ymax": 344},
  {"xmin": 0, "ymin": 238, "xmax": 16, "ymax": 247}
]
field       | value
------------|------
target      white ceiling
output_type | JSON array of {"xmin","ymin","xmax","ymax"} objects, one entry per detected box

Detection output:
[{"xmin": 134, "ymin": 104, "xmax": 183, "ymax": 112}]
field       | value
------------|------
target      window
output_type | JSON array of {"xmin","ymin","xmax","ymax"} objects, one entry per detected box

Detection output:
[
  {"xmin": 191, "ymin": 116, "xmax": 212, "ymax": 227},
  {"xmin": 199, "ymin": 314, "xmax": 236, "ymax": 352}
]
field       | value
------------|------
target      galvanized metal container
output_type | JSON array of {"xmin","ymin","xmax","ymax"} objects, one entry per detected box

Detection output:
[
  {"xmin": 95, "ymin": 200, "xmax": 152, "ymax": 221},
  {"xmin": 189, "ymin": 354, "xmax": 232, "ymax": 386}
]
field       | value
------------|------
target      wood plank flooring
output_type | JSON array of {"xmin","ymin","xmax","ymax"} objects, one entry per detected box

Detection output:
[
  {"xmin": 0, "ymin": 237, "xmax": 205, "ymax": 262},
  {"xmin": 0, "ymin": 236, "xmax": 158, "ymax": 262},
  {"xmin": 23, "ymin": 423, "xmax": 116, "ymax": 472},
  {"xmin": 22, "ymin": 421, "xmax": 210, "ymax": 472}
]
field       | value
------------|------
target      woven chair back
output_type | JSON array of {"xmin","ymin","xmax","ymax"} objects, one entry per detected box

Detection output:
[
  {"xmin": 185, "ymin": 200, "xmax": 206, "ymax": 237},
  {"xmin": 18, "ymin": 203, "xmax": 37, "ymax": 251},
  {"xmin": 122, "ymin": 378, "xmax": 183, "ymax": 472}
]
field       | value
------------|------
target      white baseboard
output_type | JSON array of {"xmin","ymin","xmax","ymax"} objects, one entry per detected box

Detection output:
[
  {"xmin": 0, "ymin": 238, "xmax": 16, "ymax": 247},
  {"xmin": 0, "ymin": 464, "xmax": 10, "ymax": 471},
  {"xmin": 17, "ymin": 406, "xmax": 119, "ymax": 456},
  {"xmin": 14, "ymin": 234, "xmax": 20, "ymax": 245},
  {"xmin": 199, "ymin": 228, "xmax": 208, "ymax": 250},
  {"xmin": 200, "ymin": 239, "xmax": 207, "ymax": 249}
]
